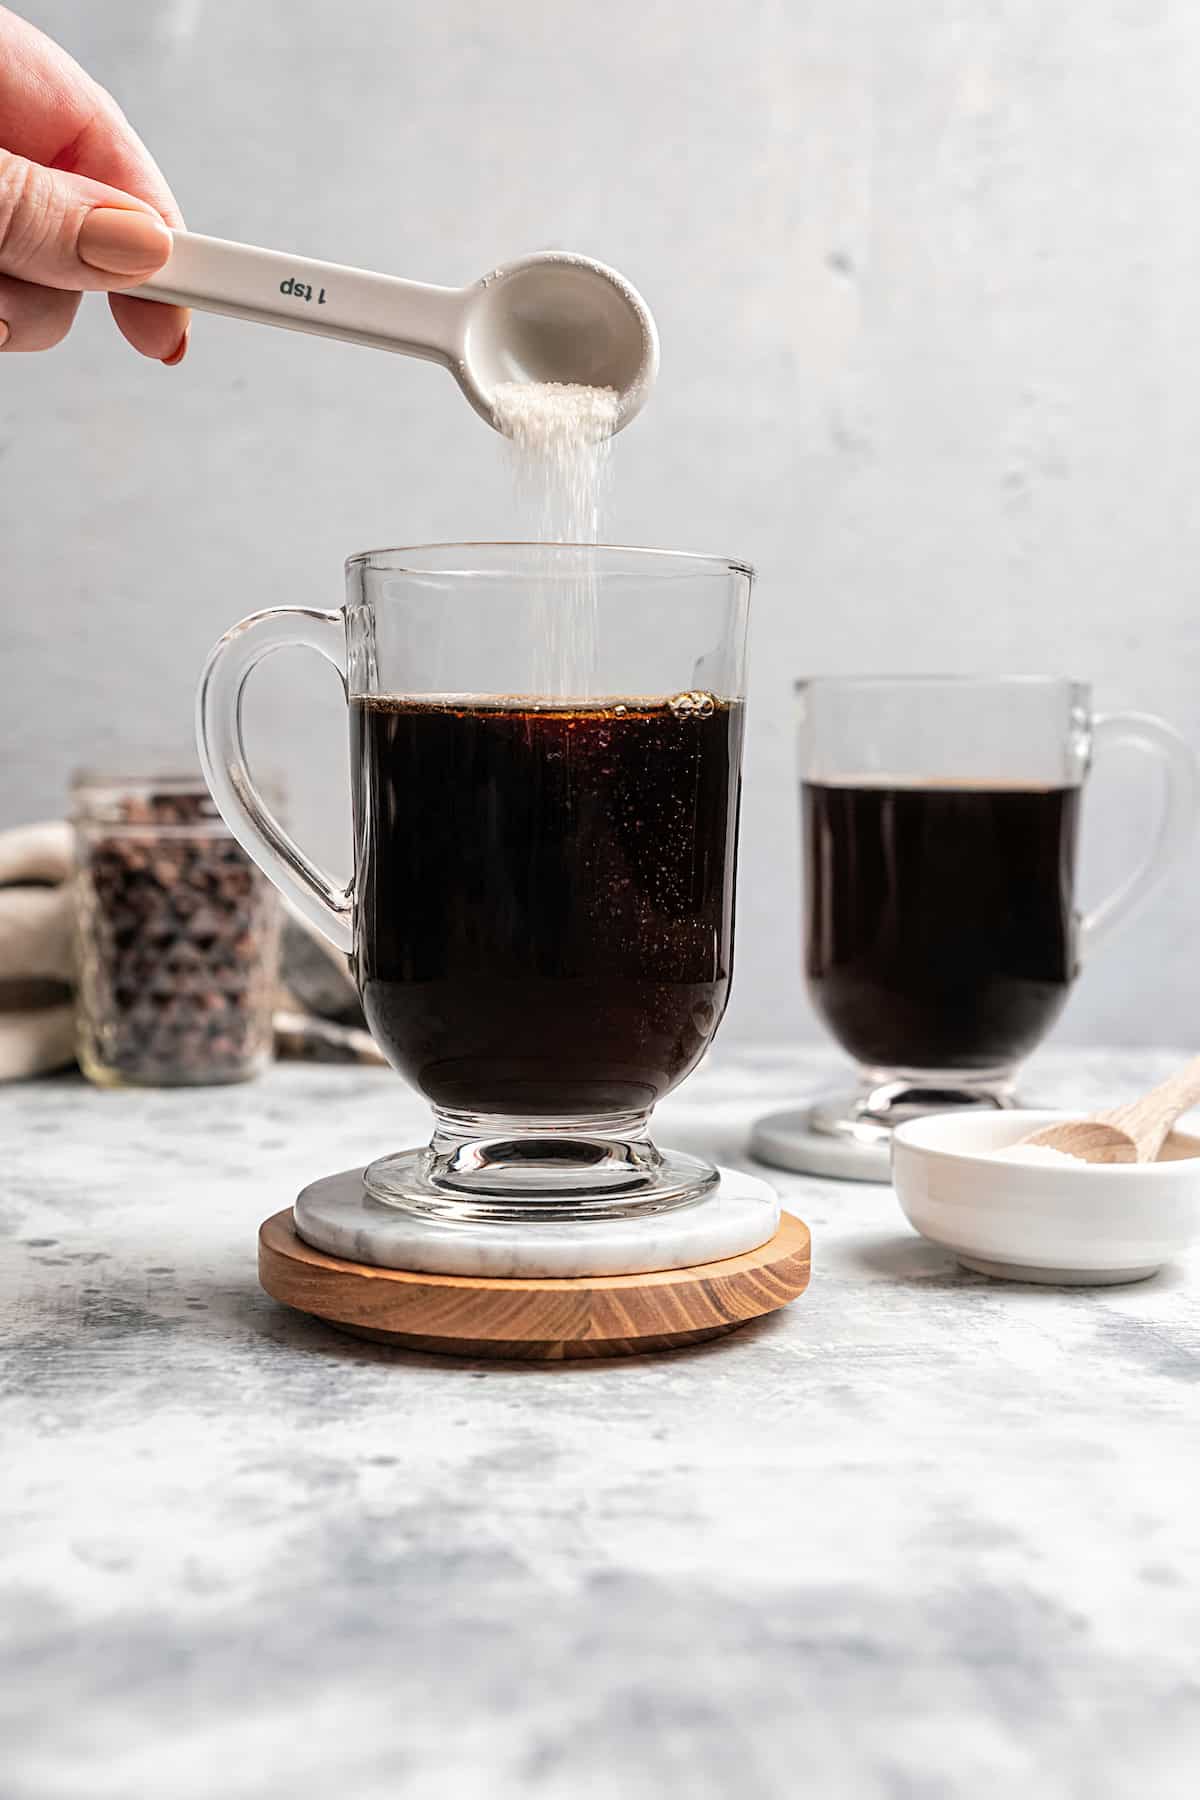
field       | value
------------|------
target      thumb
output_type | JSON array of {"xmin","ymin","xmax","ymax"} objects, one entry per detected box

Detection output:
[{"xmin": 0, "ymin": 149, "xmax": 172, "ymax": 290}]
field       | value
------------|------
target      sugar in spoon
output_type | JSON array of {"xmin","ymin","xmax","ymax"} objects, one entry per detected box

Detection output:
[
  {"xmin": 122, "ymin": 231, "xmax": 659, "ymax": 434},
  {"xmin": 1020, "ymin": 1054, "xmax": 1200, "ymax": 1164}
]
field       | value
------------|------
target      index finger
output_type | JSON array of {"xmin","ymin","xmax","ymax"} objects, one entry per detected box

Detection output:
[
  {"xmin": 0, "ymin": 6, "xmax": 181, "ymax": 221},
  {"xmin": 0, "ymin": 6, "xmax": 188, "ymax": 358}
]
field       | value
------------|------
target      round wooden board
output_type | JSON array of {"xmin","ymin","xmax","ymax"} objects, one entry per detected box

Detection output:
[{"xmin": 259, "ymin": 1208, "xmax": 811, "ymax": 1361}]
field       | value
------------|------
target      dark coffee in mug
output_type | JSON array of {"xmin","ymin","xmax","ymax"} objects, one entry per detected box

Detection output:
[
  {"xmin": 352, "ymin": 695, "xmax": 744, "ymax": 1114},
  {"xmin": 803, "ymin": 778, "xmax": 1081, "ymax": 1072}
]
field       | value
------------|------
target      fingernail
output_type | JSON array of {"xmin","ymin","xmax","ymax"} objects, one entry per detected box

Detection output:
[
  {"xmin": 161, "ymin": 324, "xmax": 189, "ymax": 366},
  {"xmin": 0, "ymin": 322, "xmax": 9, "ymax": 349},
  {"xmin": 79, "ymin": 207, "xmax": 172, "ymax": 276}
]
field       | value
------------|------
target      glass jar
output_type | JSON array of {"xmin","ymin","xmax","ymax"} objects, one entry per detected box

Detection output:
[{"xmin": 72, "ymin": 768, "xmax": 281, "ymax": 1087}]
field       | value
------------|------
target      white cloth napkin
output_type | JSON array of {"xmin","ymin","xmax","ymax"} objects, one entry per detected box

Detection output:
[{"xmin": 0, "ymin": 822, "xmax": 75, "ymax": 1079}]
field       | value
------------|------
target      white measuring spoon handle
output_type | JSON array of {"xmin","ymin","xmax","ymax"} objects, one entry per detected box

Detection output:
[{"xmin": 124, "ymin": 231, "xmax": 467, "ymax": 363}]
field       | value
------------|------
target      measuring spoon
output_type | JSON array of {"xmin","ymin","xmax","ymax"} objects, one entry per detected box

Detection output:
[{"xmin": 124, "ymin": 231, "xmax": 658, "ymax": 433}]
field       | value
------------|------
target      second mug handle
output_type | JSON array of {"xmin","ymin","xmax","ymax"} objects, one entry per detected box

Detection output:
[
  {"xmin": 1079, "ymin": 710, "xmax": 1199, "ymax": 959},
  {"xmin": 195, "ymin": 607, "xmax": 354, "ymax": 953}
]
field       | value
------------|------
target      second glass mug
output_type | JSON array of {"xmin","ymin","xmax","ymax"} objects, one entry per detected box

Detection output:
[
  {"xmin": 197, "ymin": 544, "xmax": 752, "ymax": 1221},
  {"xmin": 797, "ymin": 675, "xmax": 1199, "ymax": 1153}
]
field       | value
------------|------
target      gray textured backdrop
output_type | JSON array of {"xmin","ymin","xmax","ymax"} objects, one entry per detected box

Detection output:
[{"xmin": 4, "ymin": 0, "xmax": 1200, "ymax": 1052}]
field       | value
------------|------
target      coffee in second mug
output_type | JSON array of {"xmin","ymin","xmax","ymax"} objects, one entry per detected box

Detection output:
[{"xmin": 751, "ymin": 675, "xmax": 1199, "ymax": 1181}]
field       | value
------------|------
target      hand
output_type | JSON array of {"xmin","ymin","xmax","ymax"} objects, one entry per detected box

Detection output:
[{"xmin": 0, "ymin": 6, "xmax": 187, "ymax": 360}]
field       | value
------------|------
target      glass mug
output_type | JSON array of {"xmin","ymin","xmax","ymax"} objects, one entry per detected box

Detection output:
[
  {"xmin": 796, "ymin": 676, "xmax": 1198, "ymax": 1152},
  {"xmin": 197, "ymin": 544, "xmax": 752, "ymax": 1220}
]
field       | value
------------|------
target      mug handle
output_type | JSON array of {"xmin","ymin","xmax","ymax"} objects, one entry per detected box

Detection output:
[
  {"xmin": 195, "ymin": 607, "xmax": 354, "ymax": 952},
  {"xmin": 1079, "ymin": 710, "xmax": 1199, "ymax": 959}
]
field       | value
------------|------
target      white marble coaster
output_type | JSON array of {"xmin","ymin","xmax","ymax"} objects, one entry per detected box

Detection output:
[
  {"xmin": 750, "ymin": 1107, "xmax": 892, "ymax": 1184},
  {"xmin": 293, "ymin": 1165, "xmax": 780, "ymax": 1278}
]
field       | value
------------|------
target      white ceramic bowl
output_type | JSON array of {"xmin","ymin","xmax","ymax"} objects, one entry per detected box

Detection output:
[{"xmin": 892, "ymin": 1109, "xmax": 1200, "ymax": 1284}]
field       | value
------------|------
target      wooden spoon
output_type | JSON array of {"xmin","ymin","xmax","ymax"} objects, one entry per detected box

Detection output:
[{"xmin": 1021, "ymin": 1055, "xmax": 1200, "ymax": 1164}]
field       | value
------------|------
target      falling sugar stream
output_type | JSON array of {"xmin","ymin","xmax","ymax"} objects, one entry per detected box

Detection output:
[{"xmin": 492, "ymin": 381, "xmax": 618, "ymax": 698}]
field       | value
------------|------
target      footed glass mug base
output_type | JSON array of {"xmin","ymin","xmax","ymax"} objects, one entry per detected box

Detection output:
[
  {"xmin": 809, "ymin": 1067, "xmax": 1018, "ymax": 1152},
  {"xmin": 364, "ymin": 1108, "xmax": 718, "ymax": 1224},
  {"xmin": 751, "ymin": 1068, "xmax": 1019, "ymax": 1182}
]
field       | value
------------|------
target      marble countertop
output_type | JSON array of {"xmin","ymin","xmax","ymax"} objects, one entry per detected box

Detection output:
[{"xmin": 4, "ymin": 1047, "xmax": 1199, "ymax": 1800}]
